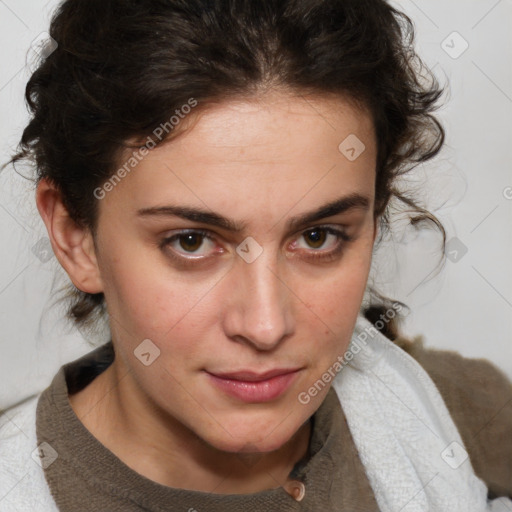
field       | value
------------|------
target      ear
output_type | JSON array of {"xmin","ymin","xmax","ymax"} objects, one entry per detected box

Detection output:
[{"xmin": 35, "ymin": 177, "xmax": 103, "ymax": 294}]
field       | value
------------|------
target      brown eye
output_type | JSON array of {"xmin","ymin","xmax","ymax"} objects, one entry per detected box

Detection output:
[
  {"xmin": 160, "ymin": 229, "xmax": 218, "ymax": 259},
  {"xmin": 292, "ymin": 226, "xmax": 353, "ymax": 261},
  {"xmin": 304, "ymin": 228, "xmax": 327, "ymax": 249},
  {"xmin": 178, "ymin": 232, "xmax": 204, "ymax": 252}
]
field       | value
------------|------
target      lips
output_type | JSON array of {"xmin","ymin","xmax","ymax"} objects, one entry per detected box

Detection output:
[
  {"xmin": 206, "ymin": 368, "xmax": 301, "ymax": 403},
  {"xmin": 210, "ymin": 368, "xmax": 301, "ymax": 382}
]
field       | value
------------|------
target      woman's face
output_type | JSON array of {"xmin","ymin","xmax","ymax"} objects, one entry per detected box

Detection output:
[{"xmin": 93, "ymin": 91, "xmax": 377, "ymax": 454}]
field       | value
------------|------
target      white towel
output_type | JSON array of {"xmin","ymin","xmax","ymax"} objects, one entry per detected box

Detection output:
[
  {"xmin": 332, "ymin": 314, "xmax": 512, "ymax": 511},
  {"xmin": 0, "ymin": 395, "xmax": 59, "ymax": 511}
]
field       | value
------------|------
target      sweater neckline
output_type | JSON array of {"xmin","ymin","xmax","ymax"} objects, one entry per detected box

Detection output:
[{"xmin": 35, "ymin": 341, "xmax": 375, "ymax": 511}]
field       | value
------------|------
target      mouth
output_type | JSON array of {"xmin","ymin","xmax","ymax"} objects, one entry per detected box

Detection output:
[{"xmin": 205, "ymin": 368, "xmax": 302, "ymax": 403}]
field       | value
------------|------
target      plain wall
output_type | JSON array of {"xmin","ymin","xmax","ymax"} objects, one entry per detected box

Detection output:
[{"xmin": 0, "ymin": 0, "xmax": 511, "ymax": 409}]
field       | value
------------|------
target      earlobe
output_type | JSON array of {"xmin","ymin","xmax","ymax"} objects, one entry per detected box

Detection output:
[{"xmin": 35, "ymin": 178, "xmax": 104, "ymax": 294}]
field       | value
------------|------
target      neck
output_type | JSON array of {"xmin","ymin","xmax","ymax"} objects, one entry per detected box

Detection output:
[{"xmin": 69, "ymin": 359, "xmax": 312, "ymax": 494}]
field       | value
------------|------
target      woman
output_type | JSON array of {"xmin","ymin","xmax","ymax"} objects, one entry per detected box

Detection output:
[{"xmin": 1, "ymin": 0, "xmax": 511, "ymax": 510}]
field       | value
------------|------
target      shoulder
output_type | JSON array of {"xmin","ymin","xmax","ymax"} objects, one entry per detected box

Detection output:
[
  {"xmin": 395, "ymin": 334, "xmax": 512, "ymax": 499},
  {"xmin": 0, "ymin": 395, "xmax": 58, "ymax": 511}
]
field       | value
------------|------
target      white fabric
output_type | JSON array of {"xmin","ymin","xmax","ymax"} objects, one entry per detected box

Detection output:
[
  {"xmin": 0, "ymin": 395, "xmax": 58, "ymax": 511},
  {"xmin": 1, "ymin": 316, "xmax": 511, "ymax": 511},
  {"xmin": 332, "ymin": 314, "xmax": 512, "ymax": 512}
]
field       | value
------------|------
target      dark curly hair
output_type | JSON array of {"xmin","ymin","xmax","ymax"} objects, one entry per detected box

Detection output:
[{"xmin": 7, "ymin": 0, "xmax": 446, "ymax": 341}]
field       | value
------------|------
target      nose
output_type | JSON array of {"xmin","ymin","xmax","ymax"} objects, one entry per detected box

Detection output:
[{"xmin": 222, "ymin": 249, "xmax": 295, "ymax": 351}]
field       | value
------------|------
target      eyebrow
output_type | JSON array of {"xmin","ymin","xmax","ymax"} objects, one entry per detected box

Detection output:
[{"xmin": 136, "ymin": 193, "xmax": 370, "ymax": 233}]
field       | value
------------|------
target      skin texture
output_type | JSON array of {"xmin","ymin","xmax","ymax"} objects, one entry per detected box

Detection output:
[{"xmin": 36, "ymin": 90, "xmax": 378, "ymax": 494}]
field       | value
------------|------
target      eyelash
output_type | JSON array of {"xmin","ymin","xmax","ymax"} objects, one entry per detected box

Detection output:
[{"xmin": 159, "ymin": 226, "xmax": 354, "ymax": 266}]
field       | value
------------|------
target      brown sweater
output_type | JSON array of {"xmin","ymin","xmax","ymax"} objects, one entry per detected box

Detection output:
[{"xmin": 36, "ymin": 336, "xmax": 512, "ymax": 510}]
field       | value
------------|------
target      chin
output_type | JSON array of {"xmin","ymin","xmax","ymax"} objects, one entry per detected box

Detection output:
[{"xmin": 195, "ymin": 410, "xmax": 311, "ymax": 455}]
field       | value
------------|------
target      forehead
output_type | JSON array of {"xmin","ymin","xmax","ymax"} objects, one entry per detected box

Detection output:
[
  {"xmin": 100, "ymin": 91, "xmax": 377, "ymax": 224},
  {"xmin": 169, "ymin": 92, "xmax": 375, "ymax": 160}
]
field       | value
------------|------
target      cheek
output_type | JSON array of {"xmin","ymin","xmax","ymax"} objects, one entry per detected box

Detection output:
[
  {"xmin": 299, "ymin": 255, "xmax": 372, "ymax": 356},
  {"xmin": 97, "ymin": 244, "xmax": 207, "ymax": 339},
  {"xmin": 303, "ymin": 254, "xmax": 371, "ymax": 321}
]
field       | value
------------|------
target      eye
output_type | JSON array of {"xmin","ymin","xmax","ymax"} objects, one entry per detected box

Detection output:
[
  {"xmin": 298, "ymin": 227, "xmax": 347, "ymax": 249},
  {"xmin": 160, "ymin": 229, "xmax": 218, "ymax": 259},
  {"xmin": 302, "ymin": 228, "xmax": 330, "ymax": 249},
  {"xmin": 292, "ymin": 226, "xmax": 352, "ymax": 260}
]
